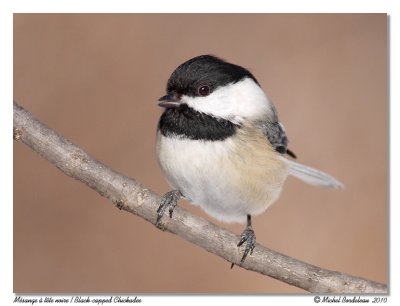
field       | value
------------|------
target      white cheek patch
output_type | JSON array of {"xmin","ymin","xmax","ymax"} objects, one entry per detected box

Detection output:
[{"xmin": 183, "ymin": 78, "xmax": 273, "ymax": 124}]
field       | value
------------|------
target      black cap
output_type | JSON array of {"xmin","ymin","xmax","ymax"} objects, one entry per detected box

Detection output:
[{"xmin": 164, "ymin": 55, "xmax": 259, "ymax": 98}]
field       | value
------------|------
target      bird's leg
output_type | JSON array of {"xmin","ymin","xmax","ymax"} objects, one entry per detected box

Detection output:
[
  {"xmin": 156, "ymin": 190, "xmax": 182, "ymax": 227},
  {"xmin": 237, "ymin": 214, "xmax": 256, "ymax": 263}
]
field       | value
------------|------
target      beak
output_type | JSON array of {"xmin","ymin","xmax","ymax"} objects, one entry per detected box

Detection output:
[{"xmin": 158, "ymin": 93, "xmax": 181, "ymax": 108}]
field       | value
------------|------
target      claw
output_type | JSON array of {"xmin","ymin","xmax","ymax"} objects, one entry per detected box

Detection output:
[
  {"xmin": 155, "ymin": 190, "xmax": 182, "ymax": 227},
  {"xmin": 238, "ymin": 227, "xmax": 256, "ymax": 263},
  {"xmin": 235, "ymin": 214, "xmax": 256, "ymax": 264},
  {"xmin": 169, "ymin": 206, "xmax": 174, "ymax": 218}
]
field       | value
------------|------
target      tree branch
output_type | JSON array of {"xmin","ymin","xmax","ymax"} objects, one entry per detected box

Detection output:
[{"xmin": 13, "ymin": 101, "xmax": 387, "ymax": 294}]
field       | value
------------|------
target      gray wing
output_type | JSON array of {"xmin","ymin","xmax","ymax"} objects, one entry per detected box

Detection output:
[
  {"xmin": 263, "ymin": 118, "xmax": 342, "ymax": 187},
  {"xmin": 262, "ymin": 121, "xmax": 296, "ymax": 158}
]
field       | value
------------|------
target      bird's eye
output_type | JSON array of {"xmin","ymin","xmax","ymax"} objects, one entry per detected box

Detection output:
[{"xmin": 198, "ymin": 85, "xmax": 211, "ymax": 96}]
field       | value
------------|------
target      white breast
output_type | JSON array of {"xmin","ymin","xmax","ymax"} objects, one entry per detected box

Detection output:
[{"xmin": 156, "ymin": 128, "xmax": 289, "ymax": 224}]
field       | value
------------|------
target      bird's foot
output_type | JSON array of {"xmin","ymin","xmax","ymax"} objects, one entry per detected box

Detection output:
[
  {"xmin": 156, "ymin": 190, "xmax": 182, "ymax": 227},
  {"xmin": 237, "ymin": 226, "xmax": 256, "ymax": 263}
]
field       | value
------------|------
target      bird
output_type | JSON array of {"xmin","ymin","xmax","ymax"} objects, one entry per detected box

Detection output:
[{"xmin": 155, "ymin": 55, "xmax": 343, "ymax": 264}]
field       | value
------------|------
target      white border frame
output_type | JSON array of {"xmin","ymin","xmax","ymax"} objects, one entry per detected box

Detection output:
[{"xmin": 2, "ymin": 1, "xmax": 398, "ymax": 305}]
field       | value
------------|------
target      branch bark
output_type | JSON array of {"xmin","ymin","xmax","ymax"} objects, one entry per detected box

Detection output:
[{"xmin": 13, "ymin": 101, "xmax": 387, "ymax": 294}]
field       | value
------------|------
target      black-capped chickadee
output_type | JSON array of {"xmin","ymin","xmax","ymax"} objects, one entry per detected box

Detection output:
[{"xmin": 155, "ymin": 55, "xmax": 343, "ymax": 263}]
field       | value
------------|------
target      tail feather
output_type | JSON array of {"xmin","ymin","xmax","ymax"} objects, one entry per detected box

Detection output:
[{"xmin": 287, "ymin": 160, "xmax": 344, "ymax": 189}]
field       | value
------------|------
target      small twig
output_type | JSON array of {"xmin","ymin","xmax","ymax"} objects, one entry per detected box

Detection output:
[{"xmin": 13, "ymin": 101, "xmax": 387, "ymax": 293}]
